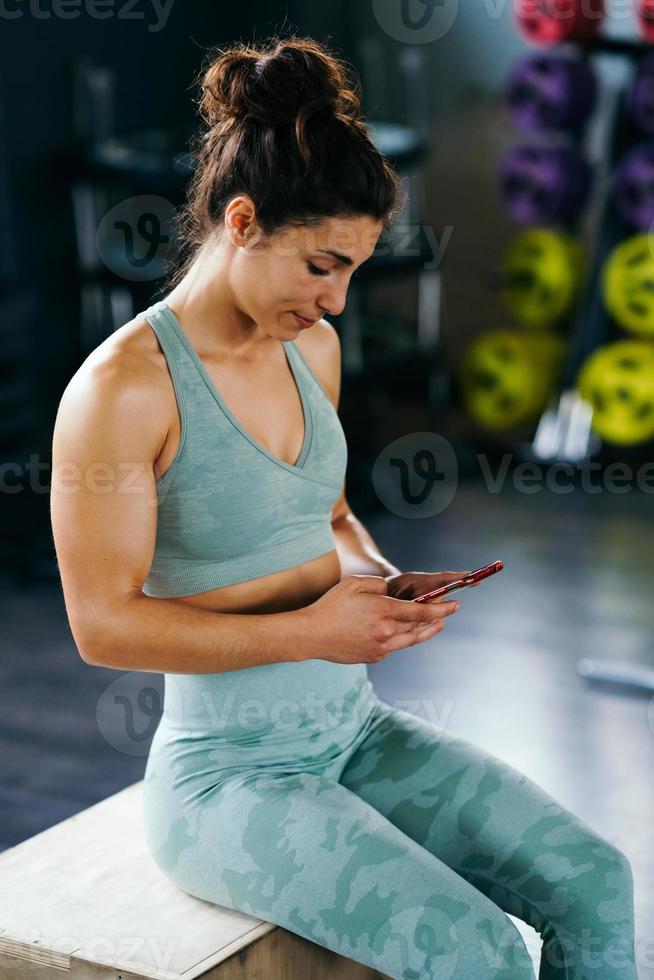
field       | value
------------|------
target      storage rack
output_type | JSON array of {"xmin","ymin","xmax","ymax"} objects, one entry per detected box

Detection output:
[
  {"xmin": 528, "ymin": 35, "xmax": 654, "ymax": 466},
  {"xmin": 517, "ymin": 33, "xmax": 654, "ymax": 694}
]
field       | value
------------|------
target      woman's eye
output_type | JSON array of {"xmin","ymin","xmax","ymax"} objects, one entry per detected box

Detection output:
[{"xmin": 308, "ymin": 263, "xmax": 329, "ymax": 277}]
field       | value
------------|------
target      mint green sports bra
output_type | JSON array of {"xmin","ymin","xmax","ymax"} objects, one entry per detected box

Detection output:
[{"xmin": 139, "ymin": 301, "xmax": 347, "ymax": 598}]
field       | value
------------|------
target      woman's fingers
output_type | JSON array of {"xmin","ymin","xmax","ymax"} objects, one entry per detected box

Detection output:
[
  {"xmin": 387, "ymin": 604, "xmax": 460, "ymax": 643},
  {"xmin": 386, "ymin": 618, "xmax": 446, "ymax": 651},
  {"xmin": 388, "ymin": 597, "xmax": 460, "ymax": 622},
  {"xmin": 421, "ymin": 599, "xmax": 461, "ymax": 618}
]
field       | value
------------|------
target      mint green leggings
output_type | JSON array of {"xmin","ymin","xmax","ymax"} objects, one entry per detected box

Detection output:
[{"xmin": 143, "ymin": 665, "xmax": 637, "ymax": 979}]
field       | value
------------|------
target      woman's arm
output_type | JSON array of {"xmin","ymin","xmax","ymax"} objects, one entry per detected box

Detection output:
[
  {"xmin": 331, "ymin": 512, "xmax": 401, "ymax": 580},
  {"xmin": 303, "ymin": 323, "xmax": 402, "ymax": 582},
  {"xmin": 50, "ymin": 356, "xmax": 311, "ymax": 674},
  {"xmin": 83, "ymin": 592, "xmax": 311, "ymax": 673}
]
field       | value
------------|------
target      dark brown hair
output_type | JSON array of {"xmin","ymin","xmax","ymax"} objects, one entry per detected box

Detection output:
[{"xmin": 159, "ymin": 34, "xmax": 404, "ymax": 291}]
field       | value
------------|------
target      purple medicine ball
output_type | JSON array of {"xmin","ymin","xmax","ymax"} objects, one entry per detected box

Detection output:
[
  {"xmin": 500, "ymin": 143, "xmax": 592, "ymax": 225},
  {"xmin": 629, "ymin": 53, "xmax": 654, "ymax": 136},
  {"xmin": 506, "ymin": 54, "xmax": 597, "ymax": 133},
  {"xmin": 613, "ymin": 142, "xmax": 654, "ymax": 230}
]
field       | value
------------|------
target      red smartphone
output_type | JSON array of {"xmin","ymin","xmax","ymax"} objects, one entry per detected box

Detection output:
[{"xmin": 412, "ymin": 560, "xmax": 504, "ymax": 603}]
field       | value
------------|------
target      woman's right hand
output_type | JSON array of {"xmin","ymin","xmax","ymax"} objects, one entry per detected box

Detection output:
[{"xmin": 298, "ymin": 574, "xmax": 461, "ymax": 665}]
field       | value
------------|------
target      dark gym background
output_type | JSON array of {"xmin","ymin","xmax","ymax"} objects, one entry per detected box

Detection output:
[{"xmin": 1, "ymin": 2, "xmax": 652, "ymax": 974}]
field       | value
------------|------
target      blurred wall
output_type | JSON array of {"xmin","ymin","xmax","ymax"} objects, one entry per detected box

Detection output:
[
  {"xmin": 0, "ymin": 0, "xmax": 359, "ymax": 445},
  {"xmin": 0, "ymin": 0, "xmax": 362, "ymax": 575}
]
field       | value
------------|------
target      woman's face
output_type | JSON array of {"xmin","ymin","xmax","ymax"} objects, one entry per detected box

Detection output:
[{"xmin": 228, "ymin": 202, "xmax": 384, "ymax": 337}]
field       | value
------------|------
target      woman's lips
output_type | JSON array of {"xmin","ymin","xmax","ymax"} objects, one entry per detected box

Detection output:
[{"xmin": 292, "ymin": 312, "xmax": 315, "ymax": 327}]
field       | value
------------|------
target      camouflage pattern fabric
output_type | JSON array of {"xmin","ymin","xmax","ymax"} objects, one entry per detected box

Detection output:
[{"xmin": 143, "ymin": 672, "xmax": 637, "ymax": 979}]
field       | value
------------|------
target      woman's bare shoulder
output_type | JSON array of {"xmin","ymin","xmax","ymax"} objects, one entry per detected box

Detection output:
[
  {"xmin": 56, "ymin": 315, "xmax": 175, "ymax": 473},
  {"xmin": 69, "ymin": 315, "xmax": 171, "ymax": 401}
]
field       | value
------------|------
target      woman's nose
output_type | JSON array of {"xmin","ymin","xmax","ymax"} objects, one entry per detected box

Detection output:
[{"xmin": 318, "ymin": 283, "xmax": 348, "ymax": 318}]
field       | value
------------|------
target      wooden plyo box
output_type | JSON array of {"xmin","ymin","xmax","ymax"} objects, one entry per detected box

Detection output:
[{"xmin": 0, "ymin": 782, "xmax": 390, "ymax": 980}]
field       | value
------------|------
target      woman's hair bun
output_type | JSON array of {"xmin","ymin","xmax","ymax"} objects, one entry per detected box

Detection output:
[
  {"xmin": 198, "ymin": 35, "xmax": 363, "ymax": 129},
  {"xmin": 159, "ymin": 33, "xmax": 403, "ymax": 296}
]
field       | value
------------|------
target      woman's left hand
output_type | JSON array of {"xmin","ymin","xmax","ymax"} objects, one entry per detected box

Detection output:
[{"xmin": 383, "ymin": 570, "xmax": 470, "ymax": 602}]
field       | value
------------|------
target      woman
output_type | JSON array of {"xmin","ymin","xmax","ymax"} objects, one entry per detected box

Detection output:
[{"xmin": 51, "ymin": 35, "xmax": 637, "ymax": 979}]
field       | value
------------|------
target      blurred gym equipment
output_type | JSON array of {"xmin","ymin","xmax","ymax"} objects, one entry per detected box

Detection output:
[
  {"xmin": 636, "ymin": 0, "xmax": 654, "ymax": 43},
  {"xmin": 612, "ymin": 141, "xmax": 654, "ymax": 230},
  {"xmin": 500, "ymin": 227, "xmax": 584, "ymax": 328},
  {"xmin": 460, "ymin": 328, "xmax": 566, "ymax": 431},
  {"xmin": 499, "ymin": 142, "xmax": 592, "ymax": 225},
  {"xmin": 628, "ymin": 51, "xmax": 654, "ymax": 135},
  {"xmin": 513, "ymin": 0, "xmax": 605, "ymax": 46},
  {"xmin": 602, "ymin": 233, "xmax": 654, "ymax": 335},
  {"xmin": 576, "ymin": 339, "xmax": 654, "ymax": 446},
  {"xmin": 506, "ymin": 53, "xmax": 598, "ymax": 133}
]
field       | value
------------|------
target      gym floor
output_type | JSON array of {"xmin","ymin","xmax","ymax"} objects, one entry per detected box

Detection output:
[{"xmin": 1, "ymin": 473, "xmax": 652, "ymax": 977}]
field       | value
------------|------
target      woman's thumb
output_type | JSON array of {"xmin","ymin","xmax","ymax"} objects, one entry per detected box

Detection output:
[{"xmin": 347, "ymin": 574, "xmax": 389, "ymax": 593}]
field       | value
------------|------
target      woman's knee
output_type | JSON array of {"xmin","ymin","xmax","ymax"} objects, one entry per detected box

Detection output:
[
  {"xmin": 537, "ymin": 833, "xmax": 637, "ymax": 973},
  {"xmin": 604, "ymin": 841, "xmax": 635, "ymax": 890},
  {"xmin": 561, "ymin": 833, "xmax": 635, "ymax": 913},
  {"xmin": 472, "ymin": 905, "xmax": 536, "ymax": 979},
  {"xmin": 381, "ymin": 898, "xmax": 536, "ymax": 980}
]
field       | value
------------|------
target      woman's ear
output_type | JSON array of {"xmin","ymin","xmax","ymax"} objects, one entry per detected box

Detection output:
[{"xmin": 224, "ymin": 195, "xmax": 259, "ymax": 246}]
